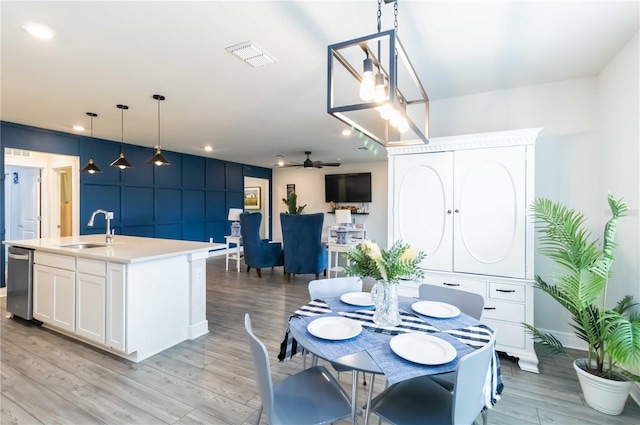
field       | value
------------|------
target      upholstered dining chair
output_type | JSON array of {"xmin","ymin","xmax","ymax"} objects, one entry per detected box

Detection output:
[
  {"xmin": 369, "ymin": 332, "xmax": 496, "ymax": 425},
  {"xmin": 244, "ymin": 313, "xmax": 351, "ymax": 425},
  {"xmin": 280, "ymin": 212, "xmax": 328, "ymax": 281},
  {"xmin": 240, "ymin": 212, "xmax": 283, "ymax": 278}
]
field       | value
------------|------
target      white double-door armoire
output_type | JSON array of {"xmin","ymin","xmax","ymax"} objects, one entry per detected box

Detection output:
[{"xmin": 387, "ymin": 128, "xmax": 542, "ymax": 373}]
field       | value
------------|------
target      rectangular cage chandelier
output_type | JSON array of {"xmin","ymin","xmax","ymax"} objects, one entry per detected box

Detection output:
[{"xmin": 327, "ymin": 28, "xmax": 429, "ymax": 148}]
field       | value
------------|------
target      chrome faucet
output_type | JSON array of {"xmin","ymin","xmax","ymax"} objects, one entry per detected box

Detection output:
[{"xmin": 88, "ymin": 209, "xmax": 115, "ymax": 243}]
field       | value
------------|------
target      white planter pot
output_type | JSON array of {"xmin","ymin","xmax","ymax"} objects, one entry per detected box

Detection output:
[{"xmin": 573, "ymin": 359, "xmax": 632, "ymax": 415}]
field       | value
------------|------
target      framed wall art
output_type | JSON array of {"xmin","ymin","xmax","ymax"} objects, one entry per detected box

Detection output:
[{"xmin": 244, "ymin": 187, "xmax": 261, "ymax": 210}]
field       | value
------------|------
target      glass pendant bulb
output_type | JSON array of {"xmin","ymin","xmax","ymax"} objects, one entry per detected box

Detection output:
[
  {"xmin": 359, "ymin": 57, "xmax": 375, "ymax": 101},
  {"xmin": 397, "ymin": 118, "xmax": 410, "ymax": 133},
  {"xmin": 373, "ymin": 72, "xmax": 388, "ymax": 102},
  {"xmin": 379, "ymin": 103, "xmax": 393, "ymax": 120}
]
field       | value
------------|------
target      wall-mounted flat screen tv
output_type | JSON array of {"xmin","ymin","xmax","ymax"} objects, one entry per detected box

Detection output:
[{"xmin": 325, "ymin": 172, "xmax": 372, "ymax": 203}]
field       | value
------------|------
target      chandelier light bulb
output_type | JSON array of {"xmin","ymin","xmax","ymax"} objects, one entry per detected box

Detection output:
[
  {"xmin": 389, "ymin": 109, "xmax": 401, "ymax": 127},
  {"xmin": 373, "ymin": 73, "xmax": 387, "ymax": 102},
  {"xmin": 359, "ymin": 57, "xmax": 375, "ymax": 101},
  {"xmin": 398, "ymin": 118, "xmax": 410, "ymax": 133},
  {"xmin": 379, "ymin": 104, "xmax": 393, "ymax": 120}
]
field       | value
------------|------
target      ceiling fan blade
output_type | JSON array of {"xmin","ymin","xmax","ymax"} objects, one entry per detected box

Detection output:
[
  {"xmin": 320, "ymin": 162, "xmax": 341, "ymax": 167},
  {"xmin": 275, "ymin": 162, "xmax": 302, "ymax": 168}
]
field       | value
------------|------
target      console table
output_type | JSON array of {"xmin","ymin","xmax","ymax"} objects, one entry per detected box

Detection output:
[
  {"xmin": 327, "ymin": 241, "xmax": 357, "ymax": 278},
  {"xmin": 224, "ymin": 236, "xmax": 242, "ymax": 272}
]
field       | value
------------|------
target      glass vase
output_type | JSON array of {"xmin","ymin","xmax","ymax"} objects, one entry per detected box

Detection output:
[{"xmin": 370, "ymin": 281, "xmax": 402, "ymax": 327}]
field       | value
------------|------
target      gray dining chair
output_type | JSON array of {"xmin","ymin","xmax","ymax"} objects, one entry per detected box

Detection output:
[
  {"xmin": 369, "ymin": 332, "xmax": 496, "ymax": 425},
  {"xmin": 244, "ymin": 313, "xmax": 351, "ymax": 425},
  {"xmin": 307, "ymin": 277, "xmax": 370, "ymax": 383},
  {"xmin": 308, "ymin": 276, "xmax": 363, "ymax": 301},
  {"xmin": 418, "ymin": 283, "xmax": 485, "ymax": 320},
  {"xmin": 418, "ymin": 283, "xmax": 488, "ymax": 407}
]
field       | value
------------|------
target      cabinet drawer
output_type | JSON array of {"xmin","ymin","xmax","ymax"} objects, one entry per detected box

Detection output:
[
  {"xmin": 483, "ymin": 318, "xmax": 526, "ymax": 350},
  {"xmin": 35, "ymin": 251, "xmax": 76, "ymax": 270},
  {"xmin": 77, "ymin": 258, "xmax": 106, "ymax": 277},
  {"xmin": 482, "ymin": 299, "xmax": 525, "ymax": 322},
  {"xmin": 422, "ymin": 276, "xmax": 487, "ymax": 297},
  {"xmin": 489, "ymin": 282, "xmax": 525, "ymax": 302}
]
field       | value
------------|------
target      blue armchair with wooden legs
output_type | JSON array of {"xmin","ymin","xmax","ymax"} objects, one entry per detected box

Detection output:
[
  {"xmin": 240, "ymin": 212, "xmax": 283, "ymax": 278},
  {"xmin": 280, "ymin": 212, "xmax": 328, "ymax": 281}
]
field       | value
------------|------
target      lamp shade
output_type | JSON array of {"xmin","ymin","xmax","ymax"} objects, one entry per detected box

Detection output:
[
  {"xmin": 335, "ymin": 209, "xmax": 352, "ymax": 226},
  {"xmin": 228, "ymin": 208, "xmax": 243, "ymax": 221}
]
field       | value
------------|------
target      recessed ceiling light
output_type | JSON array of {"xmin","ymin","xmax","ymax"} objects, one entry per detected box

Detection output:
[
  {"xmin": 342, "ymin": 129, "xmax": 352, "ymax": 136},
  {"xmin": 204, "ymin": 146, "xmax": 213, "ymax": 152},
  {"xmin": 21, "ymin": 23, "xmax": 54, "ymax": 40},
  {"xmin": 73, "ymin": 125, "xmax": 85, "ymax": 132}
]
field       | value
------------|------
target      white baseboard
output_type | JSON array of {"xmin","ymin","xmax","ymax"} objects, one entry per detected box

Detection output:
[
  {"xmin": 539, "ymin": 327, "xmax": 640, "ymax": 407},
  {"xmin": 0, "ymin": 287, "xmax": 5, "ymax": 297}
]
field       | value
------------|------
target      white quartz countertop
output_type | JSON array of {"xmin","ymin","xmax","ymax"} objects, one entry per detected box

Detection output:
[{"xmin": 3, "ymin": 235, "xmax": 225, "ymax": 264}]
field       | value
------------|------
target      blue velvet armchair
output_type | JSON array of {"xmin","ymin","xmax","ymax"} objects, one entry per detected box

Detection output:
[
  {"xmin": 280, "ymin": 212, "xmax": 328, "ymax": 281},
  {"xmin": 240, "ymin": 212, "xmax": 283, "ymax": 278}
]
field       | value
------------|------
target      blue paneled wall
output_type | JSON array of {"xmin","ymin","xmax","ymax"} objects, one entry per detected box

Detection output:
[{"xmin": 0, "ymin": 121, "xmax": 272, "ymax": 286}]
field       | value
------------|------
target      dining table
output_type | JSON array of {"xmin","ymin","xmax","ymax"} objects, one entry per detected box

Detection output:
[{"xmin": 278, "ymin": 295, "xmax": 504, "ymax": 424}]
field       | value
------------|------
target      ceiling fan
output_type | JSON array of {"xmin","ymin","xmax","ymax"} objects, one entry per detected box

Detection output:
[{"xmin": 276, "ymin": 151, "xmax": 341, "ymax": 168}]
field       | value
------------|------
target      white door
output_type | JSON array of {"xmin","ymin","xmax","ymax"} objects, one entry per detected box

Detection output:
[
  {"xmin": 453, "ymin": 146, "xmax": 527, "ymax": 278},
  {"xmin": 10, "ymin": 166, "xmax": 41, "ymax": 240},
  {"xmin": 392, "ymin": 152, "xmax": 454, "ymax": 271}
]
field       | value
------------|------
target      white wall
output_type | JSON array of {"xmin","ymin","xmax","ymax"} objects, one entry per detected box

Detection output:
[
  {"xmin": 272, "ymin": 161, "xmax": 388, "ymax": 246},
  {"xmin": 429, "ymin": 31, "xmax": 639, "ymax": 346},
  {"xmin": 598, "ymin": 32, "xmax": 640, "ymax": 403}
]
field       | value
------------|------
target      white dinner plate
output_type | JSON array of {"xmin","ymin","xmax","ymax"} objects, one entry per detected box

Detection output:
[
  {"xmin": 307, "ymin": 316, "xmax": 362, "ymax": 340},
  {"xmin": 390, "ymin": 333, "xmax": 457, "ymax": 365},
  {"xmin": 411, "ymin": 301, "xmax": 461, "ymax": 319},
  {"xmin": 340, "ymin": 292, "xmax": 374, "ymax": 307}
]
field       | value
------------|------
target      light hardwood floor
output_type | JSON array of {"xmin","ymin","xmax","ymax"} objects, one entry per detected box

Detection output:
[{"xmin": 1, "ymin": 255, "xmax": 639, "ymax": 424}]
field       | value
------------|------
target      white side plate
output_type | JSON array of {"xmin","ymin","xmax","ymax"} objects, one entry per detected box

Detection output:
[
  {"xmin": 340, "ymin": 292, "xmax": 374, "ymax": 307},
  {"xmin": 307, "ymin": 316, "xmax": 362, "ymax": 340},
  {"xmin": 411, "ymin": 301, "xmax": 461, "ymax": 318},
  {"xmin": 390, "ymin": 333, "xmax": 457, "ymax": 365}
]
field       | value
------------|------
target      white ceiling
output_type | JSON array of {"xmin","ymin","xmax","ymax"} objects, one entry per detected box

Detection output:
[{"xmin": 2, "ymin": 1, "xmax": 638, "ymax": 169}]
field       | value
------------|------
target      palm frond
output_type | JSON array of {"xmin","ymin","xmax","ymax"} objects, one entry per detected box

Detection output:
[{"xmin": 523, "ymin": 323, "xmax": 565, "ymax": 355}]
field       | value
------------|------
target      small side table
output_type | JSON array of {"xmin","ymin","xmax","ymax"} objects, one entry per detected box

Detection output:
[
  {"xmin": 225, "ymin": 236, "xmax": 243, "ymax": 272},
  {"xmin": 327, "ymin": 241, "xmax": 357, "ymax": 278}
]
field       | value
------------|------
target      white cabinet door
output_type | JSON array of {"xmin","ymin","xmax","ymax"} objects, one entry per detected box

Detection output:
[
  {"xmin": 393, "ymin": 152, "xmax": 453, "ymax": 271},
  {"xmin": 33, "ymin": 264, "xmax": 54, "ymax": 322},
  {"xmin": 76, "ymin": 273, "xmax": 106, "ymax": 344},
  {"xmin": 33, "ymin": 264, "xmax": 75, "ymax": 332},
  {"xmin": 453, "ymin": 146, "xmax": 526, "ymax": 277},
  {"xmin": 106, "ymin": 263, "xmax": 126, "ymax": 352}
]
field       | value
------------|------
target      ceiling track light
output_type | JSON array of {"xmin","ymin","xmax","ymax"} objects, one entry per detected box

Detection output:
[
  {"xmin": 147, "ymin": 94, "xmax": 170, "ymax": 166},
  {"xmin": 110, "ymin": 104, "xmax": 133, "ymax": 169},
  {"xmin": 81, "ymin": 112, "xmax": 102, "ymax": 174}
]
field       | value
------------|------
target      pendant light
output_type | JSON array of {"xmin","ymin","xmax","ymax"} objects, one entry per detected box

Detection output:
[
  {"xmin": 147, "ymin": 94, "xmax": 170, "ymax": 166},
  {"xmin": 81, "ymin": 112, "xmax": 102, "ymax": 174},
  {"xmin": 110, "ymin": 104, "xmax": 133, "ymax": 169}
]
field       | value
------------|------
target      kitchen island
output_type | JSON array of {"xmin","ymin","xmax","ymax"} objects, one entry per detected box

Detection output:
[{"xmin": 4, "ymin": 235, "xmax": 225, "ymax": 362}]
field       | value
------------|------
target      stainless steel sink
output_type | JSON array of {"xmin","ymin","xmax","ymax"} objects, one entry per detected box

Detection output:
[{"xmin": 60, "ymin": 243, "xmax": 107, "ymax": 249}]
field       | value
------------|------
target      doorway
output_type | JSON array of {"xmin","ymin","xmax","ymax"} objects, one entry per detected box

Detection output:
[{"xmin": 244, "ymin": 176, "xmax": 270, "ymax": 239}]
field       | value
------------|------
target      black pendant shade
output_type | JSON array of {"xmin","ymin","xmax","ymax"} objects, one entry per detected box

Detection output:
[
  {"xmin": 111, "ymin": 104, "xmax": 133, "ymax": 169},
  {"xmin": 81, "ymin": 112, "xmax": 102, "ymax": 173},
  {"xmin": 110, "ymin": 152, "xmax": 133, "ymax": 169},
  {"xmin": 147, "ymin": 94, "xmax": 170, "ymax": 166}
]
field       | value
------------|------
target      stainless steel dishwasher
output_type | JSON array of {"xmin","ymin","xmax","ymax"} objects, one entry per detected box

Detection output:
[{"xmin": 7, "ymin": 246, "xmax": 35, "ymax": 320}]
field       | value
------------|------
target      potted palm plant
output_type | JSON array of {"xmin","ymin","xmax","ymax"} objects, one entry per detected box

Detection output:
[{"xmin": 524, "ymin": 193, "xmax": 640, "ymax": 415}]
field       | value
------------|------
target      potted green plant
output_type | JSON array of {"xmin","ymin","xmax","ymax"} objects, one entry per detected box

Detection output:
[
  {"xmin": 282, "ymin": 192, "xmax": 306, "ymax": 215},
  {"xmin": 524, "ymin": 193, "xmax": 640, "ymax": 415}
]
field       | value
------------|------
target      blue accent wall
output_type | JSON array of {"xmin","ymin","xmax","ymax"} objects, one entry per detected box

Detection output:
[{"xmin": 0, "ymin": 121, "xmax": 272, "ymax": 286}]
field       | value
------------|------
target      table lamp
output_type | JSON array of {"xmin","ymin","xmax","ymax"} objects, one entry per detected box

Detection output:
[
  {"xmin": 228, "ymin": 208, "xmax": 243, "ymax": 237},
  {"xmin": 334, "ymin": 209, "xmax": 352, "ymax": 244}
]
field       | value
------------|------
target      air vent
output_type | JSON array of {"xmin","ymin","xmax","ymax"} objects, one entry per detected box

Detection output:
[{"xmin": 225, "ymin": 41, "xmax": 276, "ymax": 67}]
